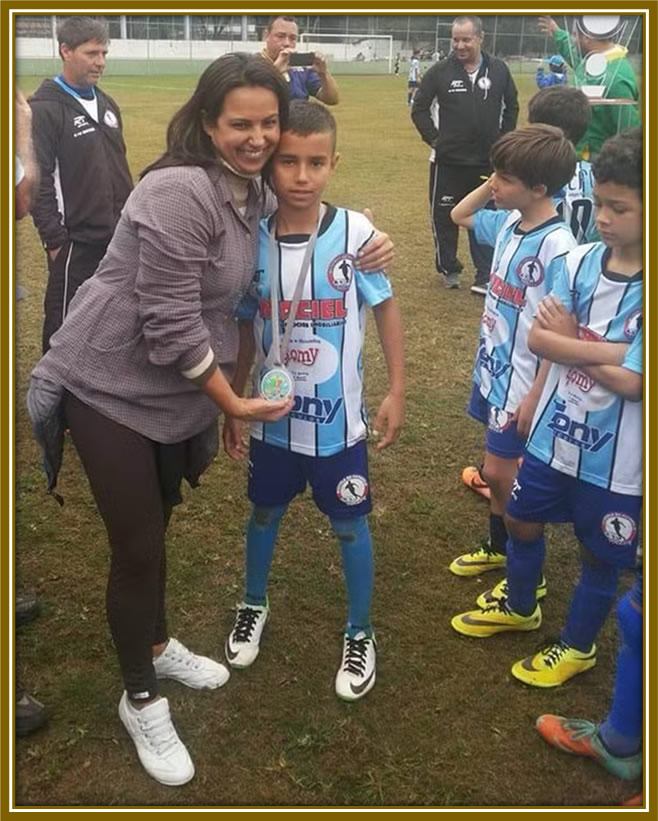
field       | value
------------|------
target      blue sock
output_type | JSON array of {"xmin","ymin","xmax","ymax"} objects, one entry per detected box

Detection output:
[
  {"xmin": 244, "ymin": 505, "xmax": 287, "ymax": 605},
  {"xmin": 599, "ymin": 590, "xmax": 643, "ymax": 756},
  {"xmin": 506, "ymin": 535, "xmax": 545, "ymax": 616},
  {"xmin": 562, "ymin": 554, "xmax": 618, "ymax": 652},
  {"xmin": 330, "ymin": 516, "xmax": 373, "ymax": 638}
]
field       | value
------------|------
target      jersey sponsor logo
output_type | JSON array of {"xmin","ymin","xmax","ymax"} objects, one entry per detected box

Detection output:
[
  {"xmin": 448, "ymin": 79, "xmax": 467, "ymax": 93},
  {"xmin": 601, "ymin": 512, "xmax": 636, "ymax": 546},
  {"xmin": 624, "ymin": 310, "xmax": 642, "ymax": 340},
  {"xmin": 259, "ymin": 298, "xmax": 347, "ymax": 322},
  {"xmin": 547, "ymin": 399, "xmax": 614, "ymax": 452},
  {"xmin": 578, "ymin": 325, "xmax": 604, "ymax": 342},
  {"xmin": 73, "ymin": 114, "xmax": 89, "ymax": 128},
  {"xmin": 477, "ymin": 345, "xmax": 511, "ymax": 379},
  {"xmin": 488, "ymin": 406, "xmax": 513, "ymax": 433},
  {"xmin": 336, "ymin": 474, "xmax": 369, "ymax": 506},
  {"xmin": 516, "ymin": 256, "xmax": 544, "ymax": 287},
  {"xmin": 490, "ymin": 273, "xmax": 526, "ymax": 309},
  {"xmin": 440, "ymin": 194, "xmax": 455, "ymax": 205},
  {"xmin": 327, "ymin": 254, "xmax": 355, "ymax": 291},
  {"xmin": 285, "ymin": 336, "xmax": 338, "ymax": 385},
  {"xmin": 103, "ymin": 110, "xmax": 119, "ymax": 128},
  {"xmin": 290, "ymin": 395, "xmax": 343, "ymax": 425},
  {"xmin": 565, "ymin": 367, "xmax": 595, "ymax": 393}
]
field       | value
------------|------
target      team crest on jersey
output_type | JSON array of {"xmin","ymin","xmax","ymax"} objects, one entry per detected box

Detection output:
[
  {"xmin": 477, "ymin": 76, "xmax": 492, "ymax": 91},
  {"xmin": 103, "ymin": 110, "xmax": 119, "ymax": 128},
  {"xmin": 624, "ymin": 310, "xmax": 642, "ymax": 340},
  {"xmin": 601, "ymin": 512, "xmax": 636, "ymax": 546},
  {"xmin": 488, "ymin": 406, "xmax": 513, "ymax": 433},
  {"xmin": 516, "ymin": 256, "xmax": 544, "ymax": 286},
  {"xmin": 327, "ymin": 254, "xmax": 355, "ymax": 291},
  {"xmin": 336, "ymin": 475, "xmax": 369, "ymax": 506}
]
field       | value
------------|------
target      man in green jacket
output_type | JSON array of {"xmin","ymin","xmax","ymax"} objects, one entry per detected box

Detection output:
[{"xmin": 538, "ymin": 15, "xmax": 640, "ymax": 159}]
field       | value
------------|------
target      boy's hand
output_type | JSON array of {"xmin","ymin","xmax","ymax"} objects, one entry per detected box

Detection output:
[
  {"xmin": 513, "ymin": 393, "xmax": 538, "ymax": 439},
  {"xmin": 222, "ymin": 416, "xmax": 247, "ymax": 461},
  {"xmin": 358, "ymin": 208, "xmax": 394, "ymax": 271},
  {"xmin": 372, "ymin": 393, "xmax": 405, "ymax": 450},
  {"xmin": 535, "ymin": 296, "xmax": 578, "ymax": 337}
]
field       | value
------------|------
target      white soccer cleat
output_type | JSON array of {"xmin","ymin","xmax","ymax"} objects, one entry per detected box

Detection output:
[
  {"xmin": 153, "ymin": 637, "xmax": 230, "ymax": 689},
  {"xmin": 118, "ymin": 692, "xmax": 195, "ymax": 786},
  {"xmin": 224, "ymin": 601, "xmax": 269, "ymax": 669},
  {"xmin": 335, "ymin": 631, "xmax": 377, "ymax": 702}
]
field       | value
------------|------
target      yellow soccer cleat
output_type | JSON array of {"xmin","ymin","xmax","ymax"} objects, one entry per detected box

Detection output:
[
  {"xmin": 451, "ymin": 598, "xmax": 541, "ymax": 638},
  {"xmin": 476, "ymin": 576, "xmax": 547, "ymax": 609},
  {"xmin": 449, "ymin": 540, "xmax": 506, "ymax": 577},
  {"xmin": 512, "ymin": 640, "xmax": 596, "ymax": 688}
]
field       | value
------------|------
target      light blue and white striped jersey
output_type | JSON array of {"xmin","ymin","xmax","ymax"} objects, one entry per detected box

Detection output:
[
  {"xmin": 408, "ymin": 57, "xmax": 421, "ymax": 83},
  {"xmin": 241, "ymin": 205, "xmax": 393, "ymax": 457},
  {"xmin": 554, "ymin": 160, "xmax": 598, "ymax": 245},
  {"xmin": 472, "ymin": 210, "xmax": 577, "ymax": 413},
  {"xmin": 527, "ymin": 242, "xmax": 643, "ymax": 495}
]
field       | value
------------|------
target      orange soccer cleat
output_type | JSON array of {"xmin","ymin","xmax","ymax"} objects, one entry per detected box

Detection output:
[{"xmin": 461, "ymin": 465, "xmax": 491, "ymax": 500}]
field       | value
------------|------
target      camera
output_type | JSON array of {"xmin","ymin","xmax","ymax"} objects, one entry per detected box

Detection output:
[{"xmin": 288, "ymin": 52, "xmax": 315, "ymax": 67}]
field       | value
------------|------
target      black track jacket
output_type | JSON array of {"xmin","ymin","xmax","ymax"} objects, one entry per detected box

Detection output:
[
  {"xmin": 29, "ymin": 79, "xmax": 133, "ymax": 249},
  {"xmin": 411, "ymin": 52, "xmax": 519, "ymax": 167}
]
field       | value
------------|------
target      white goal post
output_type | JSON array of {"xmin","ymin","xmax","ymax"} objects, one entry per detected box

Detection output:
[{"xmin": 299, "ymin": 32, "xmax": 393, "ymax": 73}]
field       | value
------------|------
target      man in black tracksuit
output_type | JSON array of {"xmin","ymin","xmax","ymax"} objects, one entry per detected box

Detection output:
[
  {"xmin": 411, "ymin": 16, "xmax": 518, "ymax": 293},
  {"xmin": 30, "ymin": 16, "xmax": 133, "ymax": 351}
]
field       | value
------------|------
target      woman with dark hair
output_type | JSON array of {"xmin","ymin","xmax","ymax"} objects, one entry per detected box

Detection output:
[{"xmin": 27, "ymin": 52, "xmax": 392, "ymax": 786}]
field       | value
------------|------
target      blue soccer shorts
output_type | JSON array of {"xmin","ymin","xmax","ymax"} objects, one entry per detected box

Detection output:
[
  {"xmin": 506, "ymin": 452, "xmax": 641, "ymax": 568},
  {"xmin": 248, "ymin": 437, "xmax": 372, "ymax": 519},
  {"xmin": 468, "ymin": 383, "xmax": 526, "ymax": 459}
]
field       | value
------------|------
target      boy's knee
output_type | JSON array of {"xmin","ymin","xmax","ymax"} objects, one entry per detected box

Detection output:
[
  {"xmin": 330, "ymin": 515, "xmax": 368, "ymax": 544},
  {"xmin": 252, "ymin": 505, "xmax": 286, "ymax": 529},
  {"xmin": 504, "ymin": 513, "xmax": 542, "ymax": 543}
]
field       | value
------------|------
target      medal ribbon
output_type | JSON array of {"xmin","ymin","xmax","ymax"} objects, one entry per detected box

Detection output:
[{"xmin": 266, "ymin": 206, "xmax": 324, "ymax": 368}]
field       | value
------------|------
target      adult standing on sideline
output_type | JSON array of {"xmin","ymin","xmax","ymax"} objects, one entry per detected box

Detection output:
[
  {"xmin": 29, "ymin": 16, "xmax": 133, "ymax": 352},
  {"xmin": 261, "ymin": 15, "xmax": 339, "ymax": 104},
  {"xmin": 27, "ymin": 53, "xmax": 392, "ymax": 786},
  {"xmin": 411, "ymin": 16, "xmax": 519, "ymax": 293},
  {"xmin": 538, "ymin": 15, "xmax": 640, "ymax": 159}
]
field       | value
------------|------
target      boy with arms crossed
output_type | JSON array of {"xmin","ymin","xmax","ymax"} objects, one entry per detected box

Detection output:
[
  {"xmin": 449, "ymin": 125, "xmax": 577, "ymax": 585},
  {"xmin": 454, "ymin": 128, "xmax": 643, "ymax": 689}
]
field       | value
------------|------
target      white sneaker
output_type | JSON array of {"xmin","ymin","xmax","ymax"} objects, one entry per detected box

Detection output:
[
  {"xmin": 224, "ymin": 601, "xmax": 269, "ymax": 669},
  {"xmin": 335, "ymin": 632, "xmax": 377, "ymax": 702},
  {"xmin": 153, "ymin": 637, "xmax": 230, "ymax": 689},
  {"xmin": 118, "ymin": 692, "xmax": 194, "ymax": 786}
]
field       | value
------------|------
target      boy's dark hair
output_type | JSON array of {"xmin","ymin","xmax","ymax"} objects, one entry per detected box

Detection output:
[
  {"xmin": 286, "ymin": 99, "xmax": 337, "ymax": 150},
  {"xmin": 490, "ymin": 124, "xmax": 576, "ymax": 196},
  {"xmin": 527, "ymin": 86, "xmax": 591, "ymax": 146},
  {"xmin": 592, "ymin": 127, "xmax": 642, "ymax": 193},
  {"xmin": 57, "ymin": 16, "xmax": 109, "ymax": 52}
]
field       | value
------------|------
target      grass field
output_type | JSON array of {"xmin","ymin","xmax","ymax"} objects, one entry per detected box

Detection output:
[{"xmin": 13, "ymin": 73, "xmax": 639, "ymax": 807}]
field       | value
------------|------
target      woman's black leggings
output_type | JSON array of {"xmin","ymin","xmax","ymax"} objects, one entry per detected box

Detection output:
[{"xmin": 64, "ymin": 392, "xmax": 171, "ymax": 701}]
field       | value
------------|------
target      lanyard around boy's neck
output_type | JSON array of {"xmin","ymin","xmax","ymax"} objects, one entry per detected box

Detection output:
[{"xmin": 265, "ymin": 205, "xmax": 325, "ymax": 369}]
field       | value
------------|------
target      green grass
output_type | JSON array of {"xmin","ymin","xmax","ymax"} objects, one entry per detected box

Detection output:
[{"xmin": 14, "ymin": 73, "xmax": 638, "ymax": 807}]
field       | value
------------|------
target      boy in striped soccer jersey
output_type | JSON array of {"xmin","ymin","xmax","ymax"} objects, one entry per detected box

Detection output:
[
  {"xmin": 528, "ymin": 85, "xmax": 598, "ymax": 245},
  {"xmin": 223, "ymin": 101, "xmax": 405, "ymax": 702},
  {"xmin": 448, "ymin": 125, "xmax": 577, "ymax": 583},
  {"xmin": 453, "ymin": 128, "xmax": 643, "ymax": 689}
]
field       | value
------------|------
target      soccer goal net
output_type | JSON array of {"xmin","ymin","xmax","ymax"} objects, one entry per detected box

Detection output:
[{"xmin": 299, "ymin": 32, "xmax": 393, "ymax": 74}]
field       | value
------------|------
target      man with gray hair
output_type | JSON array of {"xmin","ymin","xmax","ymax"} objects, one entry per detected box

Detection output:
[
  {"xmin": 30, "ymin": 16, "xmax": 133, "ymax": 351},
  {"xmin": 412, "ymin": 16, "xmax": 518, "ymax": 293}
]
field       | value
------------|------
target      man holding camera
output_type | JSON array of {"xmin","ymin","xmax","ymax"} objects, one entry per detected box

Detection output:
[{"xmin": 262, "ymin": 15, "xmax": 339, "ymax": 105}]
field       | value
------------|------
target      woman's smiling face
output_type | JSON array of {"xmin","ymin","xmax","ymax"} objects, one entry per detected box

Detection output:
[{"xmin": 204, "ymin": 86, "xmax": 281, "ymax": 175}]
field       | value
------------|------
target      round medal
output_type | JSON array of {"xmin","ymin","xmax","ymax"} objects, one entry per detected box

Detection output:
[{"xmin": 260, "ymin": 366, "xmax": 295, "ymax": 401}]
